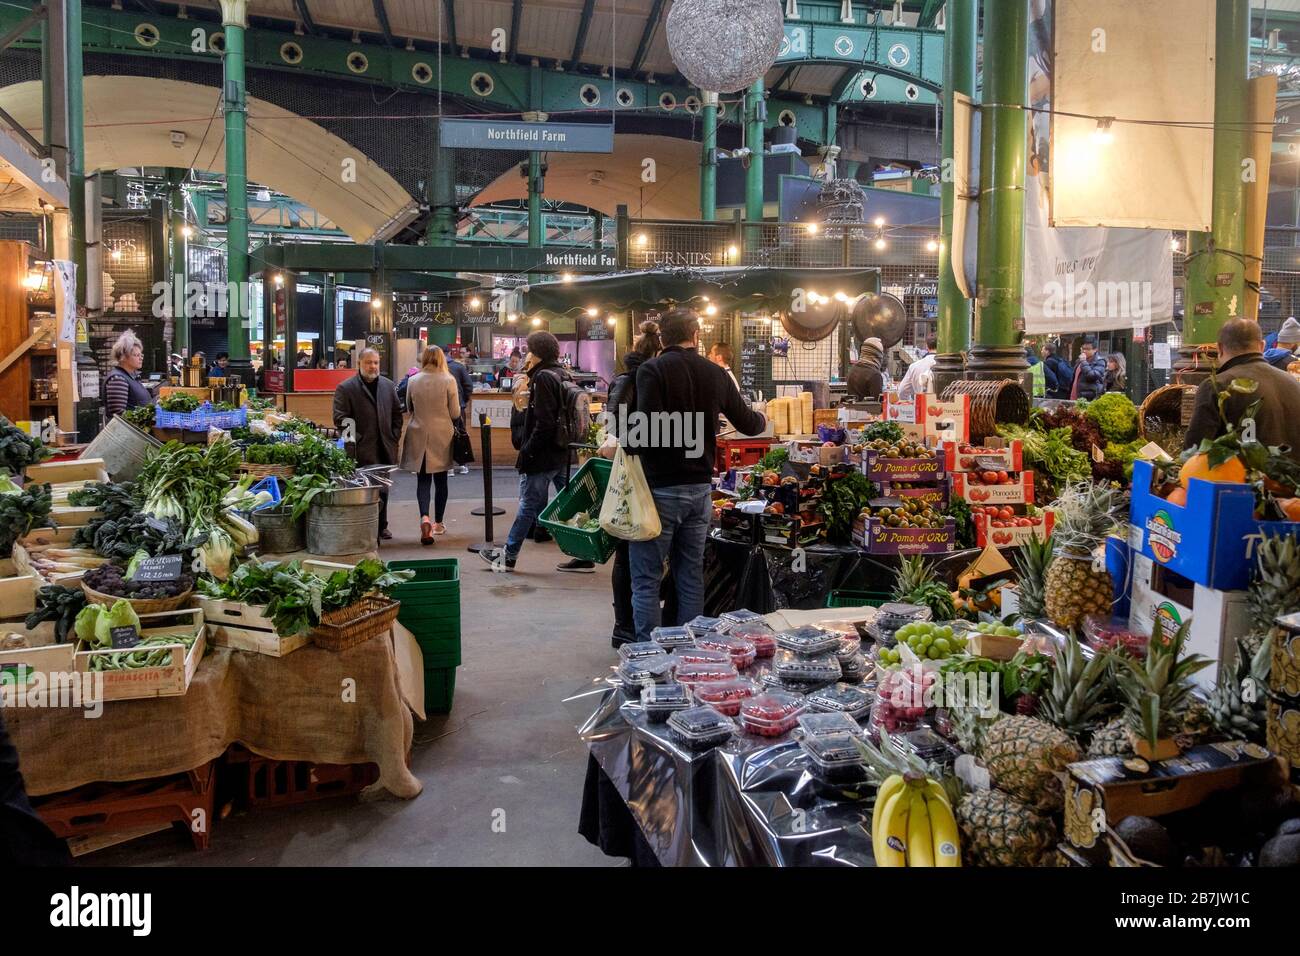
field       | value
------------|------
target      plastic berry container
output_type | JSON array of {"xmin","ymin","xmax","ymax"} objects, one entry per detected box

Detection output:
[
  {"xmin": 836, "ymin": 635, "xmax": 863, "ymax": 660},
  {"xmin": 650, "ymin": 625, "xmax": 695, "ymax": 651},
  {"xmin": 740, "ymin": 691, "xmax": 808, "ymax": 737},
  {"xmin": 692, "ymin": 677, "xmax": 761, "ymax": 716},
  {"xmin": 616, "ymin": 656, "xmax": 677, "ymax": 696},
  {"xmin": 798, "ymin": 732, "xmax": 871, "ymax": 784},
  {"xmin": 772, "ymin": 649, "xmax": 842, "ymax": 684},
  {"xmin": 729, "ymin": 624, "xmax": 777, "ymax": 658},
  {"xmin": 805, "ymin": 682, "xmax": 875, "ymax": 721},
  {"xmin": 684, "ymin": 615, "xmax": 725, "ymax": 637},
  {"xmin": 640, "ymin": 681, "xmax": 693, "ymax": 724},
  {"xmin": 674, "ymin": 646, "xmax": 733, "ymax": 667},
  {"xmin": 899, "ymin": 727, "xmax": 959, "ymax": 763},
  {"xmin": 875, "ymin": 602, "xmax": 933, "ymax": 631},
  {"xmin": 721, "ymin": 608, "xmax": 764, "ymax": 629},
  {"xmin": 838, "ymin": 652, "xmax": 869, "ymax": 685},
  {"xmin": 674, "ymin": 660, "xmax": 740, "ymax": 689},
  {"xmin": 618, "ymin": 641, "xmax": 669, "ymax": 664},
  {"xmin": 667, "ymin": 705, "xmax": 737, "ymax": 750},
  {"xmin": 696, "ymin": 633, "xmax": 757, "ymax": 670},
  {"xmin": 775, "ymin": 625, "xmax": 842, "ymax": 657},
  {"xmin": 796, "ymin": 711, "xmax": 863, "ymax": 739}
]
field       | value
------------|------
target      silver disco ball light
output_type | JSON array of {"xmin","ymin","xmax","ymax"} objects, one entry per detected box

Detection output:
[{"xmin": 666, "ymin": 0, "xmax": 785, "ymax": 94}]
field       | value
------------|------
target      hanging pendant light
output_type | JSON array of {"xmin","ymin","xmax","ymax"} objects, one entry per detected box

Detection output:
[{"xmin": 666, "ymin": 0, "xmax": 784, "ymax": 94}]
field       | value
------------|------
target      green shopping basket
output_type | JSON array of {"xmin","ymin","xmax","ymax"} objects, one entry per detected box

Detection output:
[{"xmin": 538, "ymin": 457, "xmax": 617, "ymax": 564}]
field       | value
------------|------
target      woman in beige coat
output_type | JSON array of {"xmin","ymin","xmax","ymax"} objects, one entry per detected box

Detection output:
[{"xmin": 400, "ymin": 345, "xmax": 462, "ymax": 544}]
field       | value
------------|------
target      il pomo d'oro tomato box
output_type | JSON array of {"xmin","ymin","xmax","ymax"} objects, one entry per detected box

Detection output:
[
  {"xmin": 951, "ymin": 470, "xmax": 1034, "ymax": 506},
  {"xmin": 941, "ymin": 437, "xmax": 1024, "ymax": 473}
]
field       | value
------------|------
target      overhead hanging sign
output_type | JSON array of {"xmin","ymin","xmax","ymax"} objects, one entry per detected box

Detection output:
[
  {"xmin": 1049, "ymin": 0, "xmax": 1215, "ymax": 230},
  {"xmin": 1024, "ymin": 0, "xmax": 1174, "ymax": 333},
  {"xmin": 439, "ymin": 118, "xmax": 615, "ymax": 153}
]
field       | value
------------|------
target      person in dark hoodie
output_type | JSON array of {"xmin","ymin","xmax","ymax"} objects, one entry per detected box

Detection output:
[
  {"xmin": 1069, "ymin": 338, "xmax": 1107, "ymax": 400},
  {"xmin": 1041, "ymin": 343, "xmax": 1072, "ymax": 400},
  {"xmin": 623, "ymin": 309, "xmax": 766, "ymax": 642},
  {"xmin": 603, "ymin": 320, "xmax": 662, "ymax": 647},
  {"xmin": 480, "ymin": 331, "xmax": 573, "ymax": 571}
]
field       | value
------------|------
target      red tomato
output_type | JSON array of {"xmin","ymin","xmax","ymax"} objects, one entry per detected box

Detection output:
[
  {"xmin": 998, "ymin": 506, "xmax": 1014, "ymax": 520},
  {"xmin": 981, "ymin": 470, "xmax": 999, "ymax": 485},
  {"xmin": 1016, "ymin": 517, "xmax": 1032, "ymax": 527},
  {"xmin": 996, "ymin": 470, "xmax": 1009, "ymax": 484},
  {"xmin": 983, "ymin": 506, "xmax": 999, "ymax": 516}
]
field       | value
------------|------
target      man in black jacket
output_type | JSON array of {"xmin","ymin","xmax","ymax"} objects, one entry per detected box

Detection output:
[
  {"xmin": 624, "ymin": 309, "xmax": 766, "ymax": 641},
  {"xmin": 1184, "ymin": 319, "xmax": 1300, "ymax": 461},
  {"xmin": 481, "ymin": 331, "xmax": 573, "ymax": 570},
  {"xmin": 1069, "ymin": 337, "xmax": 1107, "ymax": 400},
  {"xmin": 333, "ymin": 348, "xmax": 404, "ymax": 540}
]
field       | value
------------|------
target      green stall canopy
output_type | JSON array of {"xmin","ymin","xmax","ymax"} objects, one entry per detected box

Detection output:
[{"xmin": 521, "ymin": 267, "xmax": 881, "ymax": 318}]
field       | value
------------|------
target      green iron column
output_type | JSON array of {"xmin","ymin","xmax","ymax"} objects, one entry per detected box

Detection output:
[
  {"xmin": 167, "ymin": 169, "xmax": 189, "ymax": 357},
  {"xmin": 220, "ymin": 0, "xmax": 251, "ymax": 370},
  {"xmin": 933, "ymin": 0, "xmax": 977, "ymax": 394},
  {"xmin": 744, "ymin": 79, "xmax": 766, "ymax": 252},
  {"xmin": 968, "ymin": 0, "xmax": 1030, "ymax": 386},
  {"xmin": 65, "ymin": 0, "xmax": 85, "ymax": 309},
  {"xmin": 700, "ymin": 91, "xmax": 718, "ymax": 220},
  {"xmin": 428, "ymin": 120, "xmax": 457, "ymax": 247},
  {"xmin": 1178, "ymin": 0, "xmax": 1250, "ymax": 379}
]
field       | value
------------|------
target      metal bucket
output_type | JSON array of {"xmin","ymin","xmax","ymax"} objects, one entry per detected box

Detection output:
[
  {"xmin": 81, "ymin": 415, "xmax": 162, "ymax": 482},
  {"xmin": 307, "ymin": 501, "xmax": 379, "ymax": 555},
  {"xmin": 316, "ymin": 484, "xmax": 383, "ymax": 507},
  {"xmin": 252, "ymin": 507, "xmax": 305, "ymax": 554}
]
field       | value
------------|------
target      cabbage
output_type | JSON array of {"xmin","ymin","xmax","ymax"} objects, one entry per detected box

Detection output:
[
  {"xmin": 95, "ymin": 599, "xmax": 140, "ymax": 648},
  {"xmin": 0, "ymin": 473, "xmax": 22, "ymax": 496},
  {"xmin": 125, "ymin": 548, "xmax": 149, "ymax": 579},
  {"xmin": 75, "ymin": 604, "xmax": 103, "ymax": 646},
  {"xmin": 1083, "ymin": 393, "xmax": 1139, "ymax": 443}
]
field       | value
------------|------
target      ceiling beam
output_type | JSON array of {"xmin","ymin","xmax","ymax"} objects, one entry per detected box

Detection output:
[
  {"xmin": 508, "ymin": 0, "xmax": 522, "ymax": 60},
  {"xmin": 443, "ymin": 0, "xmax": 458, "ymax": 53},
  {"xmin": 629, "ymin": 0, "xmax": 667, "ymax": 77},
  {"xmin": 132, "ymin": 0, "xmax": 160, "ymax": 15},
  {"xmin": 830, "ymin": 67, "xmax": 860, "ymax": 101},
  {"xmin": 771, "ymin": 64, "xmax": 798, "ymax": 93},
  {"xmin": 292, "ymin": 0, "xmax": 318, "ymax": 36},
  {"xmin": 918, "ymin": 0, "xmax": 943, "ymax": 28},
  {"xmin": 569, "ymin": 0, "xmax": 597, "ymax": 70},
  {"xmin": 371, "ymin": 0, "xmax": 396, "ymax": 47}
]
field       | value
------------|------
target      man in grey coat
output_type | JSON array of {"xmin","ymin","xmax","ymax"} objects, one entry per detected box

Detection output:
[{"xmin": 333, "ymin": 348, "xmax": 404, "ymax": 539}]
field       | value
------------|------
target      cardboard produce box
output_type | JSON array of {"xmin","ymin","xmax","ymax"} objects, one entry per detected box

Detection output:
[
  {"xmin": 974, "ymin": 510, "xmax": 1054, "ymax": 548},
  {"xmin": 951, "ymin": 471, "xmax": 1034, "ymax": 506},
  {"xmin": 942, "ymin": 437, "xmax": 1024, "ymax": 473},
  {"xmin": 853, "ymin": 515, "xmax": 956, "ymax": 555},
  {"xmin": 862, "ymin": 448, "xmax": 946, "ymax": 483}
]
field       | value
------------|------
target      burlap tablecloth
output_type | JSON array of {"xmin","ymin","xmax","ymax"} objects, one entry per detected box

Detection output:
[{"xmin": 6, "ymin": 635, "xmax": 422, "ymax": 799}]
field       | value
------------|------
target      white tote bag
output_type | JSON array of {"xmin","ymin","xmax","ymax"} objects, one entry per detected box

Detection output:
[{"xmin": 599, "ymin": 446, "xmax": 662, "ymax": 541}]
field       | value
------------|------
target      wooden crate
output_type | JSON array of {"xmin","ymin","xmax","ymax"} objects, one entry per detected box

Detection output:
[
  {"xmin": 194, "ymin": 595, "xmax": 308, "ymax": 658},
  {"xmin": 33, "ymin": 761, "xmax": 216, "ymax": 851},
  {"xmin": 49, "ymin": 505, "xmax": 101, "ymax": 527},
  {"xmin": 25, "ymin": 458, "xmax": 108, "ymax": 485},
  {"xmin": 0, "ymin": 572, "xmax": 38, "ymax": 619},
  {"xmin": 73, "ymin": 608, "xmax": 207, "ymax": 702},
  {"xmin": 19, "ymin": 525, "xmax": 79, "ymax": 548},
  {"xmin": 11, "ymin": 542, "xmax": 88, "ymax": 586},
  {"xmin": 0, "ymin": 640, "xmax": 74, "ymax": 694}
]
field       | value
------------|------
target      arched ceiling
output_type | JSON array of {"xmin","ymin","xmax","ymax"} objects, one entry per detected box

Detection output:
[
  {"xmin": 471, "ymin": 132, "xmax": 699, "ymax": 219},
  {"xmin": 0, "ymin": 76, "xmax": 415, "ymax": 242}
]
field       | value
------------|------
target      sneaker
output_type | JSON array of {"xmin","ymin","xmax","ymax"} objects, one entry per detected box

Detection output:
[
  {"xmin": 478, "ymin": 548, "xmax": 516, "ymax": 572},
  {"xmin": 420, "ymin": 518, "xmax": 434, "ymax": 546},
  {"xmin": 379, "ymin": 529, "xmax": 393, "ymax": 540},
  {"xmin": 556, "ymin": 558, "xmax": 596, "ymax": 573},
  {"xmin": 431, "ymin": 522, "xmax": 447, "ymax": 536},
  {"xmin": 458, "ymin": 465, "xmax": 470, "ymax": 475}
]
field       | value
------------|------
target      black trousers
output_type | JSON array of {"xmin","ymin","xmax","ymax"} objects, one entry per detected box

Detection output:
[
  {"xmin": 378, "ymin": 489, "xmax": 389, "ymax": 534},
  {"xmin": 416, "ymin": 467, "xmax": 450, "ymax": 523},
  {"xmin": 611, "ymin": 539, "xmax": 677, "ymax": 643}
]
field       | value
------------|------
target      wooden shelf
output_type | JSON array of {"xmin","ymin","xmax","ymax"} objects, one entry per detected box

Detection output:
[{"xmin": 30, "ymin": 347, "xmax": 55, "ymax": 357}]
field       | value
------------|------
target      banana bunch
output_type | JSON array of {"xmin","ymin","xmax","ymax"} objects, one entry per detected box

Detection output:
[{"xmin": 872, "ymin": 773, "xmax": 960, "ymax": 867}]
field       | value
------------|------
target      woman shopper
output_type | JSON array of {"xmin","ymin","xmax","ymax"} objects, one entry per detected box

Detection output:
[
  {"xmin": 400, "ymin": 345, "xmax": 462, "ymax": 545},
  {"xmin": 1105, "ymin": 353, "xmax": 1127, "ymax": 392},
  {"xmin": 604, "ymin": 320, "xmax": 662, "ymax": 647},
  {"xmin": 104, "ymin": 330, "xmax": 152, "ymax": 418}
]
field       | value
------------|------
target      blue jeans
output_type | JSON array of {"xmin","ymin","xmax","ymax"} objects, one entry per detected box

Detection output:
[
  {"xmin": 504, "ymin": 469, "xmax": 566, "ymax": 558},
  {"xmin": 629, "ymin": 484, "xmax": 712, "ymax": 642}
]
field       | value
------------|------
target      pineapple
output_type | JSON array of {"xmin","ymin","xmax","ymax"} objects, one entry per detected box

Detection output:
[
  {"xmin": 1086, "ymin": 716, "xmax": 1135, "ymax": 758},
  {"xmin": 1043, "ymin": 482, "xmax": 1122, "ymax": 630},
  {"xmin": 1208, "ymin": 636, "xmax": 1271, "ymax": 743},
  {"xmin": 1038, "ymin": 632, "xmax": 1116, "ymax": 741},
  {"xmin": 892, "ymin": 555, "xmax": 956, "ymax": 621},
  {"xmin": 979, "ymin": 715, "xmax": 1081, "ymax": 812},
  {"xmin": 948, "ymin": 706, "xmax": 1003, "ymax": 755},
  {"xmin": 1244, "ymin": 534, "xmax": 1300, "ymax": 659},
  {"xmin": 1011, "ymin": 534, "xmax": 1053, "ymax": 620},
  {"xmin": 1113, "ymin": 617, "xmax": 1213, "ymax": 758},
  {"xmin": 956, "ymin": 788, "xmax": 1057, "ymax": 867}
]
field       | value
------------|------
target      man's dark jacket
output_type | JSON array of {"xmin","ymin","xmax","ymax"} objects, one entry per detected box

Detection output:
[
  {"xmin": 333, "ymin": 373, "xmax": 404, "ymax": 466},
  {"xmin": 606, "ymin": 352, "xmax": 647, "ymax": 441},
  {"xmin": 1043, "ymin": 355, "xmax": 1072, "ymax": 398},
  {"xmin": 1183, "ymin": 352, "xmax": 1300, "ymax": 462},
  {"xmin": 447, "ymin": 358, "xmax": 473, "ymax": 417},
  {"xmin": 1069, "ymin": 352, "xmax": 1107, "ymax": 400},
  {"xmin": 516, "ymin": 360, "xmax": 570, "ymax": 475},
  {"xmin": 628, "ymin": 345, "xmax": 766, "ymax": 489}
]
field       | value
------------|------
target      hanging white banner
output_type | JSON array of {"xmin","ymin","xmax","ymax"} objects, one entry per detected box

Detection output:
[
  {"xmin": 1023, "ymin": 0, "xmax": 1174, "ymax": 333},
  {"xmin": 1049, "ymin": 0, "xmax": 1215, "ymax": 230},
  {"xmin": 52, "ymin": 259, "xmax": 77, "ymax": 343}
]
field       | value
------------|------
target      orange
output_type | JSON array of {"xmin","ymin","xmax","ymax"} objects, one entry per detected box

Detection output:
[
  {"xmin": 1279, "ymin": 498, "xmax": 1300, "ymax": 522},
  {"xmin": 1166, "ymin": 486, "xmax": 1189, "ymax": 507},
  {"xmin": 1179, "ymin": 452, "xmax": 1247, "ymax": 487}
]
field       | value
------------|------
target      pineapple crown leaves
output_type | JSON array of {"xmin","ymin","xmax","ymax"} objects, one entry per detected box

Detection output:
[
  {"xmin": 1040, "ymin": 633, "xmax": 1117, "ymax": 737},
  {"xmin": 1050, "ymin": 481, "xmax": 1123, "ymax": 557},
  {"xmin": 1111, "ymin": 617, "xmax": 1214, "ymax": 747},
  {"xmin": 1247, "ymin": 533, "xmax": 1300, "ymax": 632},
  {"xmin": 853, "ymin": 727, "xmax": 948, "ymax": 784}
]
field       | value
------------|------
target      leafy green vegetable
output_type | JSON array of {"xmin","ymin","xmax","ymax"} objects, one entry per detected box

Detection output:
[
  {"xmin": 0, "ymin": 416, "xmax": 52, "ymax": 475},
  {"xmin": 863, "ymin": 421, "xmax": 905, "ymax": 444},
  {"xmin": 0, "ymin": 482, "xmax": 52, "ymax": 557},
  {"xmin": 817, "ymin": 470, "xmax": 877, "ymax": 544},
  {"xmin": 1082, "ymin": 393, "xmax": 1139, "ymax": 443},
  {"xmin": 944, "ymin": 496, "xmax": 975, "ymax": 549},
  {"xmin": 122, "ymin": 405, "xmax": 155, "ymax": 431},
  {"xmin": 26, "ymin": 585, "xmax": 88, "ymax": 644},
  {"xmin": 997, "ymin": 423, "xmax": 1091, "ymax": 486},
  {"xmin": 755, "ymin": 446, "xmax": 790, "ymax": 472},
  {"xmin": 282, "ymin": 473, "xmax": 333, "ymax": 520},
  {"xmin": 159, "ymin": 394, "xmax": 202, "ymax": 413},
  {"xmin": 74, "ymin": 604, "xmax": 101, "ymax": 644}
]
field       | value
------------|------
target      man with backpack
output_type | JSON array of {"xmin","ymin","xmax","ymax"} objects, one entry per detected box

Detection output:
[{"xmin": 480, "ymin": 331, "xmax": 592, "ymax": 572}]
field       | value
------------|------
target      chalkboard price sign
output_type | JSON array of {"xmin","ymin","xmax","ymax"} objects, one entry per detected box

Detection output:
[
  {"xmin": 110, "ymin": 626, "xmax": 141, "ymax": 649},
  {"xmin": 130, "ymin": 553, "xmax": 183, "ymax": 583},
  {"xmin": 740, "ymin": 339, "xmax": 773, "ymax": 400}
]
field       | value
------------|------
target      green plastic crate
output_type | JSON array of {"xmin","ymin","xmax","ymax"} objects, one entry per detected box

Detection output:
[
  {"xmin": 538, "ymin": 458, "xmax": 616, "ymax": 564},
  {"xmin": 424, "ymin": 666, "xmax": 457, "ymax": 714},
  {"xmin": 826, "ymin": 589, "xmax": 891, "ymax": 609},
  {"xmin": 388, "ymin": 558, "xmax": 460, "ymax": 598}
]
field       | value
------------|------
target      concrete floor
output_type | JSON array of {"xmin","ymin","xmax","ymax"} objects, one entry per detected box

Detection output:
[{"xmin": 88, "ymin": 467, "xmax": 622, "ymax": 867}]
